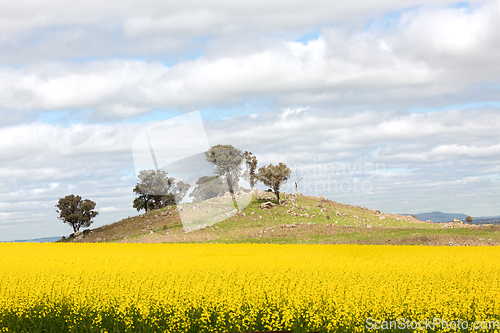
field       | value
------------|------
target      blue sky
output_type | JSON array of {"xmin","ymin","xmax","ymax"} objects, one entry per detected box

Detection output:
[{"xmin": 1, "ymin": 0, "xmax": 500, "ymax": 241}]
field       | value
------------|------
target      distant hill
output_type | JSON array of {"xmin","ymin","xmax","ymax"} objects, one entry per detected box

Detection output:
[
  {"xmin": 403, "ymin": 211, "xmax": 500, "ymax": 224},
  {"xmin": 470, "ymin": 216, "xmax": 500, "ymax": 225},
  {"xmin": 404, "ymin": 212, "xmax": 469, "ymax": 223},
  {"xmin": 1, "ymin": 236, "xmax": 62, "ymax": 243}
]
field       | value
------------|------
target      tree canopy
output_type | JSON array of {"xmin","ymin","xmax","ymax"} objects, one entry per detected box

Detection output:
[
  {"xmin": 189, "ymin": 176, "xmax": 227, "ymax": 202},
  {"xmin": 243, "ymin": 151, "xmax": 258, "ymax": 189},
  {"xmin": 258, "ymin": 162, "xmax": 291, "ymax": 205},
  {"xmin": 133, "ymin": 169, "xmax": 190, "ymax": 213},
  {"xmin": 55, "ymin": 194, "xmax": 99, "ymax": 233},
  {"xmin": 205, "ymin": 144, "xmax": 244, "ymax": 210}
]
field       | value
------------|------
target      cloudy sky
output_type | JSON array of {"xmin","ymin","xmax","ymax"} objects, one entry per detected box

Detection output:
[{"xmin": 1, "ymin": 0, "xmax": 500, "ymax": 241}]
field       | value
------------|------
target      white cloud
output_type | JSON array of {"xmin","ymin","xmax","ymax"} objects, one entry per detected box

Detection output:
[
  {"xmin": 0, "ymin": 2, "xmax": 498, "ymax": 119},
  {"xmin": 0, "ymin": 35, "xmax": 458, "ymax": 116},
  {"xmin": 0, "ymin": 0, "xmax": 457, "ymax": 36}
]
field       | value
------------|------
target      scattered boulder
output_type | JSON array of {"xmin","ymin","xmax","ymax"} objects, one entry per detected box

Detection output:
[
  {"xmin": 161, "ymin": 206, "xmax": 174, "ymax": 216},
  {"xmin": 225, "ymin": 209, "xmax": 238, "ymax": 217},
  {"xmin": 442, "ymin": 219, "xmax": 468, "ymax": 228},
  {"xmin": 259, "ymin": 201, "xmax": 276, "ymax": 210}
]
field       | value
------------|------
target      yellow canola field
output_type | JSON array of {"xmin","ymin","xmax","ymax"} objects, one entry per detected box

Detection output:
[{"xmin": 1, "ymin": 243, "xmax": 500, "ymax": 332}]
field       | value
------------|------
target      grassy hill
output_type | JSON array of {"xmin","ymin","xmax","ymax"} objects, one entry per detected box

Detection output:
[{"xmin": 62, "ymin": 190, "xmax": 500, "ymax": 246}]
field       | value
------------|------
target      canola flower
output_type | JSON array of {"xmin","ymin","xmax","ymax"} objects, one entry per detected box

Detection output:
[{"xmin": 0, "ymin": 243, "xmax": 500, "ymax": 332}]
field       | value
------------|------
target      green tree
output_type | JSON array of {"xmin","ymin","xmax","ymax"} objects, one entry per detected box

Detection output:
[
  {"xmin": 133, "ymin": 169, "xmax": 190, "ymax": 213},
  {"xmin": 189, "ymin": 176, "xmax": 227, "ymax": 202},
  {"xmin": 133, "ymin": 184, "xmax": 155, "ymax": 213},
  {"xmin": 243, "ymin": 151, "xmax": 258, "ymax": 189},
  {"xmin": 466, "ymin": 216, "xmax": 473, "ymax": 223},
  {"xmin": 205, "ymin": 144, "xmax": 244, "ymax": 210},
  {"xmin": 55, "ymin": 195, "xmax": 99, "ymax": 233},
  {"xmin": 136, "ymin": 169, "xmax": 175, "ymax": 209},
  {"xmin": 257, "ymin": 162, "xmax": 292, "ymax": 205}
]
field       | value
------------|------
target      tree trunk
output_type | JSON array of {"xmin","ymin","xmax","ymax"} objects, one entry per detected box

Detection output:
[
  {"xmin": 274, "ymin": 189, "xmax": 280, "ymax": 205},
  {"xmin": 227, "ymin": 177, "xmax": 239, "ymax": 212},
  {"xmin": 229, "ymin": 187, "xmax": 239, "ymax": 212}
]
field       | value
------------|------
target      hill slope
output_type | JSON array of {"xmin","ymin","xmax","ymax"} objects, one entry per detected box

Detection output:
[{"xmin": 62, "ymin": 190, "xmax": 500, "ymax": 246}]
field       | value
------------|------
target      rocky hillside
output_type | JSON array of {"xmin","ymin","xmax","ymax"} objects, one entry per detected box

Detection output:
[{"xmin": 61, "ymin": 190, "xmax": 499, "ymax": 246}]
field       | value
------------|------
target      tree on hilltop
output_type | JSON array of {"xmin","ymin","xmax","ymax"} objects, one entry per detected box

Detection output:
[
  {"xmin": 258, "ymin": 162, "xmax": 291, "ymax": 205},
  {"xmin": 243, "ymin": 151, "xmax": 258, "ymax": 190},
  {"xmin": 55, "ymin": 195, "xmax": 99, "ymax": 233},
  {"xmin": 189, "ymin": 176, "xmax": 227, "ymax": 202},
  {"xmin": 205, "ymin": 144, "xmax": 244, "ymax": 210},
  {"xmin": 133, "ymin": 184, "xmax": 154, "ymax": 213},
  {"xmin": 133, "ymin": 169, "xmax": 190, "ymax": 213}
]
